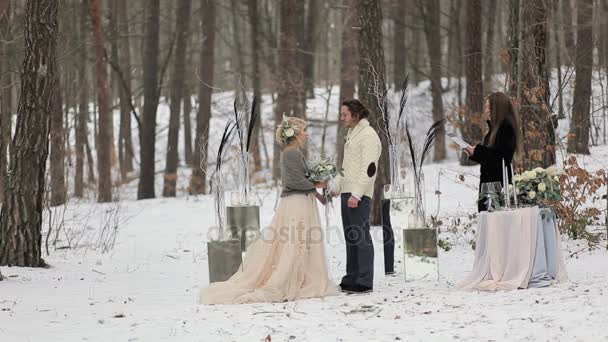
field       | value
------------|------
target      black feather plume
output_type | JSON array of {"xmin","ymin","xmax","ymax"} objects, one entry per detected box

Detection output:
[
  {"xmin": 419, "ymin": 119, "xmax": 444, "ymax": 169},
  {"xmin": 396, "ymin": 75, "xmax": 409, "ymax": 131},
  {"xmin": 405, "ymin": 120, "xmax": 417, "ymax": 181},
  {"xmin": 216, "ymin": 120, "xmax": 236, "ymax": 173},
  {"xmin": 246, "ymin": 96, "xmax": 258, "ymax": 152},
  {"xmin": 233, "ymin": 99, "xmax": 244, "ymax": 151}
]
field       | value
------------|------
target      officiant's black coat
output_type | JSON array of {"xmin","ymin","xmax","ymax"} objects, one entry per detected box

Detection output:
[{"xmin": 469, "ymin": 120, "xmax": 516, "ymax": 212}]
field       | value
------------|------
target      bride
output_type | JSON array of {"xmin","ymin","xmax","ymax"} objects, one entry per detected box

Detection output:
[{"xmin": 200, "ymin": 116, "xmax": 339, "ymax": 304}]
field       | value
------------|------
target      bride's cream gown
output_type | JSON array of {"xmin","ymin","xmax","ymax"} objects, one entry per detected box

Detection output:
[{"xmin": 200, "ymin": 150, "xmax": 338, "ymax": 304}]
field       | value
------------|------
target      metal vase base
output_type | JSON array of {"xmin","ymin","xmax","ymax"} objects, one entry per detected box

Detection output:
[
  {"xmin": 226, "ymin": 205, "xmax": 260, "ymax": 252},
  {"xmin": 402, "ymin": 228, "xmax": 439, "ymax": 282},
  {"xmin": 207, "ymin": 239, "xmax": 243, "ymax": 283}
]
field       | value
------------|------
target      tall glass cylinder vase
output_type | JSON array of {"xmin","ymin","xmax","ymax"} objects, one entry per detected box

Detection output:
[
  {"xmin": 389, "ymin": 144, "xmax": 401, "ymax": 195},
  {"xmin": 403, "ymin": 171, "xmax": 438, "ymax": 283}
]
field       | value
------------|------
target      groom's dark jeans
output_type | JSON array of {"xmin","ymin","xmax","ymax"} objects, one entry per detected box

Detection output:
[{"xmin": 340, "ymin": 193, "xmax": 374, "ymax": 289}]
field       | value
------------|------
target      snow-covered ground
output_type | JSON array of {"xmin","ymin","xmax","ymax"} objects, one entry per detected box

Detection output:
[
  {"xmin": 2, "ymin": 75, "xmax": 608, "ymax": 341},
  {"xmin": 2, "ymin": 152, "xmax": 608, "ymax": 341}
]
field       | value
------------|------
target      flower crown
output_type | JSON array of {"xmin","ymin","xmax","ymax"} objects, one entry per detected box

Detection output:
[{"xmin": 279, "ymin": 115, "xmax": 301, "ymax": 145}]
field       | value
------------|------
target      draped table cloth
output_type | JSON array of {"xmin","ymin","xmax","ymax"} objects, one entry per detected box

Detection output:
[{"xmin": 457, "ymin": 206, "xmax": 568, "ymax": 291}]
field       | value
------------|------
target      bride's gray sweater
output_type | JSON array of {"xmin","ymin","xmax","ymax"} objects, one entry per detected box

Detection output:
[{"xmin": 280, "ymin": 148, "xmax": 316, "ymax": 198}]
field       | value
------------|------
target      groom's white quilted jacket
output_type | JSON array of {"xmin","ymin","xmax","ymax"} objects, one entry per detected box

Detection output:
[{"xmin": 335, "ymin": 118, "xmax": 382, "ymax": 199}]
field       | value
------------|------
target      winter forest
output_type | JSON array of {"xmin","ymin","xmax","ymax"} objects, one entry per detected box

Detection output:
[{"xmin": 1, "ymin": 0, "xmax": 608, "ymax": 341}]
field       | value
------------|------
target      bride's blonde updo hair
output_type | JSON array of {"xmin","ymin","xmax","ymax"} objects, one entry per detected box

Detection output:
[{"xmin": 275, "ymin": 115, "xmax": 307, "ymax": 147}]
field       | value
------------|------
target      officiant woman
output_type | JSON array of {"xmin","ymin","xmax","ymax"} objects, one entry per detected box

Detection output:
[{"xmin": 464, "ymin": 92, "xmax": 522, "ymax": 212}]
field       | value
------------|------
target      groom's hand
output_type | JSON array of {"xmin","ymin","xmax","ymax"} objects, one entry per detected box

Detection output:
[{"xmin": 347, "ymin": 196, "xmax": 360, "ymax": 208}]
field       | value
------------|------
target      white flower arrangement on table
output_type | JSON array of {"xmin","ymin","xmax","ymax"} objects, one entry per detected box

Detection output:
[{"xmin": 514, "ymin": 165, "xmax": 563, "ymax": 207}]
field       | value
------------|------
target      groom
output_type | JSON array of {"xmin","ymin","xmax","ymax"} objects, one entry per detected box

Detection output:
[{"xmin": 332, "ymin": 99, "xmax": 382, "ymax": 294}]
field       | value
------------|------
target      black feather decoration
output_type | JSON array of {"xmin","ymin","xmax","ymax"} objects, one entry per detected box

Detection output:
[
  {"xmin": 233, "ymin": 99, "xmax": 244, "ymax": 150},
  {"xmin": 216, "ymin": 120, "xmax": 236, "ymax": 173},
  {"xmin": 405, "ymin": 120, "xmax": 417, "ymax": 181},
  {"xmin": 246, "ymin": 96, "xmax": 258, "ymax": 152},
  {"xmin": 396, "ymin": 75, "xmax": 409, "ymax": 131},
  {"xmin": 419, "ymin": 119, "xmax": 444, "ymax": 169}
]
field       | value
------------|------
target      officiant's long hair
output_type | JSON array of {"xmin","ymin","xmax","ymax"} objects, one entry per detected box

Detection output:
[{"xmin": 487, "ymin": 92, "xmax": 522, "ymax": 158}]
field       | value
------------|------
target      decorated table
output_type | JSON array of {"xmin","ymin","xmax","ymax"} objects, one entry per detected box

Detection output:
[{"xmin": 457, "ymin": 206, "xmax": 568, "ymax": 291}]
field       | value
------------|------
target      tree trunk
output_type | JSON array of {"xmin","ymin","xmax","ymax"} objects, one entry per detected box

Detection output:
[
  {"xmin": 561, "ymin": 0, "xmax": 575, "ymax": 64},
  {"xmin": 483, "ymin": 0, "xmax": 497, "ymax": 93},
  {"xmin": 183, "ymin": 33, "xmax": 194, "ymax": 167},
  {"xmin": 303, "ymin": 0, "xmax": 317, "ymax": 98},
  {"xmin": 50, "ymin": 84, "xmax": 66, "ymax": 206},
  {"xmin": 393, "ymin": 0, "xmax": 406, "ymax": 90},
  {"xmin": 337, "ymin": 0, "xmax": 358, "ymax": 168},
  {"xmin": 163, "ymin": 0, "xmax": 192, "ymax": 197},
  {"xmin": 507, "ymin": 0, "xmax": 519, "ymax": 98},
  {"xmin": 567, "ymin": 0, "xmax": 593, "ymax": 154},
  {"xmin": 273, "ymin": 0, "xmax": 305, "ymax": 180},
  {"xmin": 137, "ymin": 0, "xmax": 161, "ymax": 200},
  {"xmin": 0, "ymin": 0, "xmax": 11, "ymax": 204},
  {"xmin": 75, "ymin": 0, "xmax": 88, "ymax": 197},
  {"xmin": 461, "ymin": 0, "xmax": 483, "ymax": 166},
  {"xmin": 0, "ymin": 0, "xmax": 58, "ymax": 267},
  {"xmin": 421, "ymin": 0, "xmax": 446, "ymax": 162},
  {"xmin": 230, "ymin": 0, "xmax": 245, "ymax": 91},
  {"xmin": 355, "ymin": 0, "xmax": 388, "ymax": 226},
  {"xmin": 183, "ymin": 87, "xmax": 193, "ymax": 166},
  {"xmin": 247, "ymin": 0, "xmax": 263, "ymax": 172},
  {"xmin": 519, "ymin": 0, "xmax": 556, "ymax": 168},
  {"xmin": 90, "ymin": 0, "xmax": 113, "ymax": 203},
  {"xmin": 190, "ymin": 0, "xmax": 215, "ymax": 195},
  {"xmin": 553, "ymin": 0, "xmax": 566, "ymax": 119},
  {"xmin": 113, "ymin": 0, "xmax": 133, "ymax": 181}
]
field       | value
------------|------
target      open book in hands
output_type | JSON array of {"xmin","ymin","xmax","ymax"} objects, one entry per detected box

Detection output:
[{"xmin": 447, "ymin": 132, "xmax": 470, "ymax": 149}]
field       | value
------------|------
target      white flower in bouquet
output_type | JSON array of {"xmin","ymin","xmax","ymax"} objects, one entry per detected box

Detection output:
[
  {"xmin": 533, "ymin": 167, "xmax": 544, "ymax": 174},
  {"xmin": 538, "ymin": 182, "xmax": 547, "ymax": 192},
  {"xmin": 513, "ymin": 174, "xmax": 523, "ymax": 182},
  {"xmin": 528, "ymin": 191, "xmax": 537, "ymax": 200},
  {"xmin": 284, "ymin": 128, "xmax": 295, "ymax": 138},
  {"xmin": 528, "ymin": 170, "xmax": 538, "ymax": 179},
  {"xmin": 554, "ymin": 176, "xmax": 559, "ymax": 182},
  {"xmin": 306, "ymin": 157, "xmax": 343, "ymax": 183},
  {"xmin": 546, "ymin": 165, "xmax": 564, "ymax": 177}
]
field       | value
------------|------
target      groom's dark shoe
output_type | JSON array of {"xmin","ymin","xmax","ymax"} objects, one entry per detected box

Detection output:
[{"xmin": 342, "ymin": 284, "xmax": 373, "ymax": 294}]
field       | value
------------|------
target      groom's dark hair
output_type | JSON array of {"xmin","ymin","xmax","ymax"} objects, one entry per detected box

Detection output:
[{"xmin": 341, "ymin": 99, "xmax": 370, "ymax": 120}]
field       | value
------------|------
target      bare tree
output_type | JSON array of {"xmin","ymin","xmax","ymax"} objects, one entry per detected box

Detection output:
[
  {"xmin": 561, "ymin": 0, "xmax": 575, "ymax": 64},
  {"xmin": 113, "ymin": 0, "xmax": 134, "ymax": 180},
  {"xmin": 518, "ymin": 0, "xmax": 556, "ymax": 168},
  {"xmin": 356, "ymin": 0, "xmax": 388, "ymax": 225},
  {"xmin": 0, "ymin": 0, "xmax": 58, "ymax": 267},
  {"xmin": 49, "ymin": 84, "xmax": 66, "ymax": 206},
  {"xmin": 163, "ymin": 0, "xmax": 192, "ymax": 197},
  {"xmin": 568, "ymin": 0, "xmax": 593, "ymax": 154},
  {"xmin": 303, "ymin": 0, "xmax": 318, "ymax": 98},
  {"xmin": 0, "ymin": 0, "xmax": 11, "ymax": 204},
  {"xmin": 462, "ymin": 0, "xmax": 483, "ymax": 166},
  {"xmin": 273, "ymin": 0, "xmax": 306, "ymax": 179},
  {"xmin": 138, "ymin": 0, "xmax": 161, "ymax": 200},
  {"xmin": 337, "ymin": 0, "xmax": 358, "ymax": 168},
  {"xmin": 190, "ymin": 0, "xmax": 215, "ymax": 195},
  {"xmin": 393, "ymin": 0, "xmax": 406, "ymax": 90},
  {"xmin": 90, "ymin": 0, "xmax": 113, "ymax": 203},
  {"xmin": 248, "ymin": 0, "xmax": 263, "ymax": 172},
  {"xmin": 483, "ymin": 0, "xmax": 498, "ymax": 93},
  {"xmin": 420, "ymin": 0, "xmax": 446, "ymax": 161}
]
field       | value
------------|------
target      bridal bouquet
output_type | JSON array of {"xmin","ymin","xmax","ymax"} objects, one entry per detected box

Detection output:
[
  {"xmin": 306, "ymin": 157, "xmax": 343, "ymax": 184},
  {"xmin": 306, "ymin": 157, "xmax": 343, "ymax": 227},
  {"xmin": 514, "ymin": 166, "xmax": 563, "ymax": 207}
]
